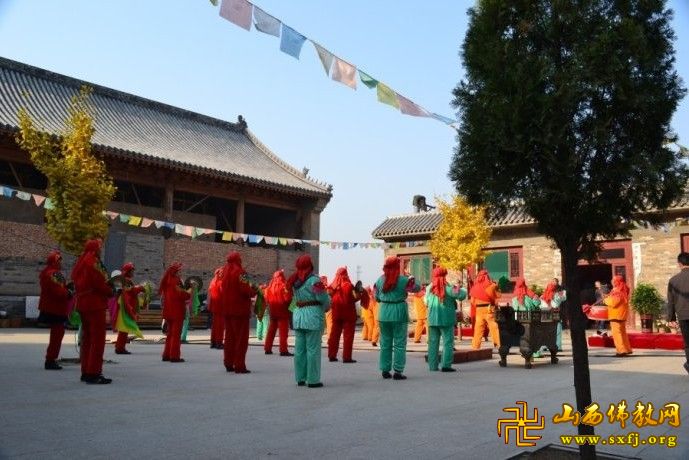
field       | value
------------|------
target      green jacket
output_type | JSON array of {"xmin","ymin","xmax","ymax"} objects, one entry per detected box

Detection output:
[
  {"xmin": 511, "ymin": 296, "xmax": 541, "ymax": 311},
  {"xmin": 292, "ymin": 274, "xmax": 331, "ymax": 331},
  {"xmin": 425, "ymin": 285, "xmax": 467, "ymax": 327},
  {"xmin": 374, "ymin": 275, "xmax": 420, "ymax": 322}
]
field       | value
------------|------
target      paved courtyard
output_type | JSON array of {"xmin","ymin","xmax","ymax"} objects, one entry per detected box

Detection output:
[{"xmin": 0, "ymin": 328, "xmax": 687, "ymax": 459}]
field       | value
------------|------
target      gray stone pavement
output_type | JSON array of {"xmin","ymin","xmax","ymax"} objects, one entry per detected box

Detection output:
[{"xmin": 0, "ymin": 327, "xmax": 687, "ymax": 460}]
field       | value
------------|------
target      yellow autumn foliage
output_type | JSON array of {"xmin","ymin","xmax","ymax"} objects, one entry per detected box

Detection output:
[
  {"xmin": 16, "ymin": 86, "xmax": 115, "ymax": 254},
  {"xmin": 429, "ymin": 195, "xmax": 491, "ymax": 270}
]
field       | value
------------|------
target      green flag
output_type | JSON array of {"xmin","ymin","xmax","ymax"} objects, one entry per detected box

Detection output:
[{"xmin": 359, "ymin": 70, "xmax": 378, "ymax": 89}]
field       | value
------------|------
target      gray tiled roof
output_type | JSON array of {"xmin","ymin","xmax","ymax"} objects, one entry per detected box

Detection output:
[
  {"xmin": 371, "ymin": 208, "xmax": 535, "ymax": 240},
  {"xmin": 0, "ymin": 57, "xmax": 331, "ymax": 198}
]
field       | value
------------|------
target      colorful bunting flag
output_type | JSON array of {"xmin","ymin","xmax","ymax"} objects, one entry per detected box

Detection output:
[
  {"xmin": 32, "ymin": 194, "xmax": 46, "ymax": 206},
  {"xmin": 141, "ymin": 218, "xmax": 154, "ymax": 228},
  {"xmin": 331, "ymin": 58, "xmax": 357, "ymax": 89},
  {"xmin": 377, "ymin": 83, "xmax": 400, "ymax": 109},
  {"xmin": 359, "ymin": 71, "xmax": 378, "ymax": 89},
  {"xmin": 119, "ymin": 214, "xmax": 130, "ymax": 223},
  {"xmin": 44, "ymin": 198, "xmax": 54, "ymax": 210},
  {"xmin": 397, "ymin": 94, "xmax": 430, "ymax": 117},
  {"xmin": 210, "ymin": 0, "xmax": 218, "ymax": 6},
  {"xmin": 154, "ymin": 220, "xmax": 165, "ymax": 229},
  {"xmin": 219, "ymin": 0, "xmax": 253, "ymax": 31},
  {"xmin": 253, "ymin": 6, "xmax": 280, "ymax": 37},
  {"xmin": 128, "ymin": 216, "xmax": 142, "ymax": 226},
  {"xmin": 15, "ymin": 191, "xmax": 31, "ymax": 201},
  {"xmin": 280, "ymin": 25, "xmax": 306, "ymax": 59},
  {"xmin": 222, "ymin": 231, "xmax": 233, "ymax": 241},
  {"xmin": 278, "ymin": 237, "xmax": 288, "ymax": 246},
  {"xmin": 1, "ymin": 186, "xmax": 13, "ymax": 198},
  {"xmin": 313, "ymin": 42, "xmax": 334, "ymax": 76},
  {"xmin": 247, "ymin": 234, "xmax": 259, "ymax": 244},
  {"xmin": 431, "ymin": 113, "xmax": 455, "ymax": 125}
]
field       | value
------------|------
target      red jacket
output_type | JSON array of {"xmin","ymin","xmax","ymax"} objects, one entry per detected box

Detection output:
[
  {"xmin": 74, "ymin": 256, "xmax": 113, "ymax": 313},
  {"xmin": 207, "ymin": 270, "xmax": 223, "ymax": 314},
  {"xmin": 38, "ymin": 268, "xmax": 70, "ymax": 316},
  {"xmin": 264, "ymin": 285, "xmax": 292, "ymax": 319},
  {"xmin": 220, "ymin": 272, "xmax": 256, "ymax": 317},
  {"xmin": 120, "ymin": 280, "xmax": 144, "ymax": 319},
  {"xmin": 329, "ymin": 281, "xmax": 359, "ymax": 322},
  {"xmin": 161, "ymin": 275, "xmax": 190, "ymax": 321}
]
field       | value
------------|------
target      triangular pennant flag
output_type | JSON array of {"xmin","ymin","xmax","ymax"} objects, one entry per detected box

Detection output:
[
  {"xmin": 377, "ymin": 83, "xmax": 400, "ymax": 109},
  {"xmin": 222, "ymin": 231, "xmax": 233, "ymax": 241},
  {"xmin": 141, "ymin": 218, "xmax": 154, "ymax": 228},
  {"xmin": 128, "ymin": 216, "xmax": 142, "ymax": 226},
  {"xmin": 219, "ymin": 0, "xmax": 253, "ymax": 31},
  {"xmin": 342, "ymin": 242, "xmax": 350, "ymax": 250},
  {"xmin": 175, "ymin": 224, "xmax": 186, "ymax": 235},
  {"xmin": 253, "ymin": 6, "xmax": 280, "ymax": 37},
  {"xmin": 431, "ymin": 113, "xmax": 455, "ymax": 125},
  {"xmin": 255, "ymin": 235, "xmax": 265, "ymax": 243},
  {"xmin": 1, "ymin": 186, "xmax": 14, "ymax": 198},
  {"xmin": 119, "ymin": 214, "xmax": 130, "ymax": 223},
  {"xmin": 285, "ymin": 238, "xmax": 294, "ymax": 245},
  {"xmin": 397, "ymin": 94, "xmax": 430, "ymax": 117},
  {"xmin": 106, "ymin": 211, "xmax": 118, "ymax": 220},
  {"xmin": 278, "ymin": 237, "xmax": 288, "ymax": 246},
  {"xmin": 331, "ymin": 58, "xmax": 357, "ymax": 89},
  {"xmin": 32, "ymin": 194, "xmax": 46, "ymax": 206},
  {"xmin": 264, "ymin": 236, "xmax": 277, "ymax": 245},
  {"xmin": 210, "ymin": 0, "xmax": 219, "ymax": 5},
  {"xmin": 44, "ymin": 198, "xmax": 54, "ymax": 210},
  {"xmin": 234, "ymin": 233, "xmax": 248, "ymax": 242},
  {"xmin": 280, "ymin": 25, "xmax": 306, "ymax": 59},
  {"xmin": 310, "ymin": 240, "xmax": 320, "ymax": 247},
  {"xmin": 313, "ymin": 42, "xmax": 334, "ymax": 76},
  {"xmin": 247, "ymin": 234, "xmax": 259, "ymax": 244},
  {"xmin": 359, "ymin": 70, "xmax": 378, "ymax": 89},
  {"xmin": 163, "ymin": 222, "xmax": 175, "ymax": 229},
  {"xmin": 154, "ymin": 220, "xmax": 165, "ymax": 229},
  {"xmin": 16, "ymin": 191, "xmax": 31, "ymax": 201},
  {"xmin": 330, "ymin": 242, "xmax": 337, "ymax": 249}
]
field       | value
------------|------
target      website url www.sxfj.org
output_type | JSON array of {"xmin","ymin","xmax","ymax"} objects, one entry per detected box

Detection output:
[{"xmin": 560, "ymin": 433, "xmax": 677, "ymax": 448}]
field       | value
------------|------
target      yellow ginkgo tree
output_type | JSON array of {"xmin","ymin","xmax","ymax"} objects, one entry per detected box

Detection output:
[
  {"xmin": 16, "ymin": 86, "xmax": 115, "ymax": 254},
  {"xmin": 429, "ymin": 195, "xmax": 491, "ymax": 271}
]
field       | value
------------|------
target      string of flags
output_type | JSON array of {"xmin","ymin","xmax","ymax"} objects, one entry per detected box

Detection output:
[
  {"xmin": 211, "ymin": 0, "xmax": 458, "ymax": 128},
  {"xmin": 0, "ymin": 184, "xmax": 428, "ymax": 250}
]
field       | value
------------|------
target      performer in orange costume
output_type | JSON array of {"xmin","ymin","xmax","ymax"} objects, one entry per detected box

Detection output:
[
  {"xmin": 114, "ymin": 263, "xmax": 144, "ymax": 354},
  {"xmin": 38, "ymin": 250, "xmax": 72, "ymax": 370},
  {"xmin": 604, "ymin": 275, "xmax": 633, "ymax": 357},
  {"xmin": 264, "ymin": 269, "xmax": 293, "ymax": 356},
  {"xmin": 412, "ymin": 287, "xmax": 428, "ymax": 343},
  {"xmin": 327, "ymin": 267, "xmax": 365, "ymax": 363},
  {"xmin": 470, "ymin": 269, "xmax": 500, "ymax": 350},
  {"xmin": 321, "ymin": 275, "xmax": 333, "ymax": 337},
  {"xmin": 208, "ymin": 267, "xmax": 225, "ymax": 349},
  {"xmin": 360, "ymin": 292, "xmax": 374, "ymax": 341},
  {"xmin": 72, "ymin": 239, "xmax": 113, "ymax": 384},
  {"xmin": 159, "ymin": 263, "xmax": 190, "ymax": 363},
  {"xmin": 366, "ymin": 286, "xmax": 380, "ymax": 346},
  {"xmin": 220, "ymin": 252, "xmax": 257, "ymax": 373}
]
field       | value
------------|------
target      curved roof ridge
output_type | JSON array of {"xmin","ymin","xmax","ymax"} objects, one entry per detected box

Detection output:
[{"xmin": 245, "ymin": 128, "xmax": 332, "ymax": 193}]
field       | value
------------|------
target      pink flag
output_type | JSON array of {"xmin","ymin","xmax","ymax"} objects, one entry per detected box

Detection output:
[
  {"xmin": 397, "ymin": 94, "xmax": 430, "ymax": 117},
  {"xmin": 32, "ymin": 194, "xmax": 46, "ymax": 206},
  {"xmin": 141, "ymin": 218, "xmax": 154, "ymax": 228},
  {"xmin": 331, "ymin": 58, "xmax": 357, "ymax": 90},
  {"xmin": 106, "ymin": 211, "xmax": 119, "ymax": 220},
  {"xmin": 220, "ymin": 0, "xmax": 253, "ymax": 31}
]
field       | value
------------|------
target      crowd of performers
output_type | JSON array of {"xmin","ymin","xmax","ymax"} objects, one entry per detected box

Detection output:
[{"xmin": 37, "ymin": 239, "xmax": 636, "ymax": 385}]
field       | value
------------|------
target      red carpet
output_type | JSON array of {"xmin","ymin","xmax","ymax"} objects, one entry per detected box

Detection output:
[{"xmin": 588, "ymin": 332, "xmax": 684, "ymax": 350}]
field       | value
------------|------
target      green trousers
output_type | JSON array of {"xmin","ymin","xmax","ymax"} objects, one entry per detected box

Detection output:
[
  {"xmin": 378, "ymin": 320, "xmax": 408, "ymax": 373},
  {"xmin": 180, "ymin": 312, "xmax": 190, "ymax": 342},
  {"xmin": 256, "ymin": 314, "xmax": 270, "ymax": 341},
  {"xmin": 428, "ymin": 325, "xmax": 455, "ymax": 370},
  {"xmin": 294, "ymin": 329, "xmax": 322, "ymax": 385}
]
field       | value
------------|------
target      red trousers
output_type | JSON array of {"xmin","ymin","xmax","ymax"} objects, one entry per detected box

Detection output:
[
  {"xmin": 211, "ymin": 312, "xmax": 225, "ymax": 346},
  {"xmin": 163, "ymin": 319, "xmax": 183, "ymax": 360},
  {"xmin": 45, "ymin": 323, "xmax": 65, "ymax": 362},
  {"xmin": 224, "ymin": 316, "xmax": 249, "ymax": 371},
  {"xmin": 264, "ymin": 317, "xmax": 289, "ymax": 353},
  {"xmin": 115, "ymin": 331, "xmax": 128, "ymax": 352},
  {"xmin": 328, "ymin": 318, "xmax": 356, "ymax": 361},
  {"xmin": 80, "ymin": 309, "xmax": 106, "ymax": 376}
]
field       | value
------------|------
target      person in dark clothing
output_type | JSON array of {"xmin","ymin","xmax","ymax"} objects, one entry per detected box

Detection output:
[{"xmin": 667, "ymin": 252, "xmax": 689, "ymax": 375}]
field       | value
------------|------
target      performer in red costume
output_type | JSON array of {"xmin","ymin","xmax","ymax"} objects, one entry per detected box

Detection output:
[
  {"xmin": 208, "ymin": 267, "xmax": 225, "ymax": 349},
  {"xmin": 327, "ymin": 267, "xmax": 366, "ymax": 363},
  {"xmin": 72, "ymin": 239, "xmax": 114, "ymax": 384},
  {"xmin": 263, "ymin": 269, "xmax": 293, "ymax": 356},
  {"xmin": 159, "ymin": 262, "xmax": 190, "ymax": 363},
  {"xmin": 220, "ymin": 252, "xmax": 257, "ymax": 373},
  {"xmin": 38, "ymin": 250, "xmax": 72, "ymax": 370},
  {"xmin": 114, "ymin": 263, "xmax": 144, "ymax": 354}
]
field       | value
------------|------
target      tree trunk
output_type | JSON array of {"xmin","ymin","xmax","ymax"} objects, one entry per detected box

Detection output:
[{"xmin": 560, "ymin": 241, "xmax": 596, "ymax": 460}]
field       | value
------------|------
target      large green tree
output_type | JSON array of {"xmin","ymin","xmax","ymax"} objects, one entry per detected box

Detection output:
[{"xmin": 452, "ymin": 1, "xmax": 686, "ymax": 457}]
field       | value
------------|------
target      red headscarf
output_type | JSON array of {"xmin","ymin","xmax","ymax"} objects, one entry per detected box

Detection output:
[
  {"xmin": 469, "ymin": 269, "xmax": 491, "ymax": 299},
  {"xmin": 612, "ymin": 275, "xmax": 630, "ymax": 303},
  {"xmin": 158, "ymin": 262, "xmax": 182, "ymax": 295},
  {"xmin": 265, "ymin": 269, "xmax": 290, "ymax": 305},
  {"xmin": 514, "ymin": 278, "xmax": 534, "ymax": 304},
  {"xmin": 542, "ymin": 281, "xmax": 557, "ymax": 303},
  {"xmin": 71, "ymin": 239, "xmax": 102, "ymax": 282},
  {"xmin": 329, "ymin": 267, "xmax": 351, "ymax": 291},
  {"xmin": 121, "ymin": 262, "xmax": 135, "ymax": 279},
  {"xmin": 382, "ymin": 256, "xmax": 401, "ymax": 292},
  {"xmin": 46, "ymin": 250, "xmax": 62, "ymax": 270},
  {"xmin": 288, "ymin": 254, "xmax": 314, "ymax": 289},
  {"xmin": 224, "ymin": 251, "xmax": 245, "ymax": 280},
  {"xmin": 431, "ymin": 266, "xmax": 448, "ymax": 301}
]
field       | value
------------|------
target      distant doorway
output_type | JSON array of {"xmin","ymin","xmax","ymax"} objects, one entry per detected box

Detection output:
[{"xmin": 577, "ymin": 263, "xmax": 612, "ymax": 301}]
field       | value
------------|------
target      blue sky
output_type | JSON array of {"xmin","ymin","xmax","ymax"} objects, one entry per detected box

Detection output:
[{"xmin": 1, "ymin": 0, "xmax": 689, "ymax": 284}]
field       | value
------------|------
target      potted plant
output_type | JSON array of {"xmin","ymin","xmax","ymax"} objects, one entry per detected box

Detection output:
[{"xmin": 630, "ymin": 283, "xmax": 664, "ymax": 333}]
